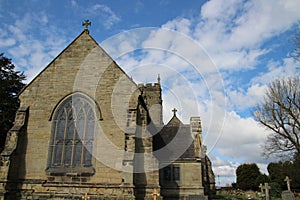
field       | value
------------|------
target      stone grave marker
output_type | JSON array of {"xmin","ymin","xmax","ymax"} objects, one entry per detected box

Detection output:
[
  {"xmin": 264, "ymin": 183, "xmax": 271, "ymax": 200},
  {"xmin": 259, "ymin": 183, "xmax": 271, "ymax": 200},
  {"xmin": 282, "ymin": 190, "xmax": 295, "ymax": 200},
  {"xmin": 282, "ymin": 176, "xmax": 295, "ymax": 200}
]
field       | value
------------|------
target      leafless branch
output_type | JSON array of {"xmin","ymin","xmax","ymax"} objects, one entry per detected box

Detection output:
[{"xmin": 253, "ymin": 77, "xmax": 300, "ymax": 158}]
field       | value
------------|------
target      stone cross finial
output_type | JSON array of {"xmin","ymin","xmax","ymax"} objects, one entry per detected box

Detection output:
[
  {"xmin": 82, "ymin": 192, "xmax": 90, "ymax": 200},
  {"xmin": 82, "ymin": 20, "xmax": 91, "ymax": 31},
  {"xmin": 172, "ymin": 108, "xmax": 177, "ymax": 116},
  {"xmin": 151, "ymin": 188, "xmax": 160, "ymax": 200},
  {"xmin": 284, "ymin": 176, "xmax": 292, "ymax": 191}
]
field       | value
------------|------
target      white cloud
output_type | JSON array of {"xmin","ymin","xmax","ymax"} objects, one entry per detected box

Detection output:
[
  {"xmin": 69, "ymin": 1, "xmax": 121, "ymax": 30},
  {"xmin": 213, "ymin": 111, "xmax": 269, "ymax": 161},
  {"xmin": 227, "ymin": 83, "xmax": 267, "ymax": 111},
  {"xmin": 8, "ymin": 25, "xmax": 27, "ymax": 42},
  {"xmin": 212, "ymin": 49, "xmax": 269, "ymax": 71},
  {"xmin": 0, "ymin": 37, "xmax": 15, "ymax": 47},
  {"xmin": 1, "ymin": 12, "xmax": 68, "ymax": 82},
  {"xmin": 199, "ymin": 0, "xmax": 300, "ymax": 50},
  {"xmin": 162, "ymin": 18, "xmax": 191, "ymax": 36},
  {"xmin": 210, "ymin": 155, "xmax": 239, "ymax": 185},
  {"xmin": 252, "ymin": 58, "xmax": 300, "ymax": 85},
  {"xmin": 91, "ymin": 4, "xmax": 121, "ymax": 29},
  {"xmin": 229, "ymin": 1, "xmax": 300, "ymax": 47},
  {"xmin": 214, "ymin": 164, "xmax": 236, "ymax": 177},
  {"xmin": 193, "ymin": 0, "xmax": 300, "ymax": 72}
]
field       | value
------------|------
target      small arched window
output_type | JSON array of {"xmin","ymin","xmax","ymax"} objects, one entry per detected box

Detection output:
[{"xmin": 47, "ymin": 93, "xmax": 97, "ymax": 176}]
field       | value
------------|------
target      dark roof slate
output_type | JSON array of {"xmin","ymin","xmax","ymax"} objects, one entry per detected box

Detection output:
[{"xmin": 153, "ymin": 115, "xmax": 196, "ymax": 161}]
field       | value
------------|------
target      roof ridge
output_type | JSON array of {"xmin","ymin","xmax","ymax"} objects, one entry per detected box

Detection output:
[{"xmin": 166, "ymin": 114, "xmax": 183, "ymax": 126}]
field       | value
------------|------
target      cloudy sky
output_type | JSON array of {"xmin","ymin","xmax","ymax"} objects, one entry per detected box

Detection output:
[{"xmin": 1, "ymin": 0, "xmax": 300, "ymax": 186}]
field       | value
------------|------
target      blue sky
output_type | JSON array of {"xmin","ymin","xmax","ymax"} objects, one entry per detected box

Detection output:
[{"xmin": 1, "ymin": 0, "xmax": 300, "ymax": 186}]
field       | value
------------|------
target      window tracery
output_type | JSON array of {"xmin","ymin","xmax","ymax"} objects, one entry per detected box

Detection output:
[{"xmin": 47, "ymin": 94, "xmax": 96, "ymax": 176}]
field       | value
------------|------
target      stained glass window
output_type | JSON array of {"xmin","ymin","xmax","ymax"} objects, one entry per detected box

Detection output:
[{"xmin": 48, "ymin": 94, "xmax": 96, "ymax": 173}]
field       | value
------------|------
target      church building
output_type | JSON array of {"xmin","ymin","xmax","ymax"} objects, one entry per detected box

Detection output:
[{"xmin": 0, "ymin": 25, "xmax": 215, "ymax": 200}]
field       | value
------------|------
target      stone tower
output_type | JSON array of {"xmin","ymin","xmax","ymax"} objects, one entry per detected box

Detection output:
[
  {"xmin": 138, "ymin": 77, "xmax": 163, "ymax": 126},
  {"xmin": 132, "ymin": 81, "xmax": 163, "ymax": 199}
]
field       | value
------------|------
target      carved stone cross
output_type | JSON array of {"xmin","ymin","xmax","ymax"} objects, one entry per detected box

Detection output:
[
  {"xmin": 264, "ymin": 183, "xmax": 271, "ymax": 200},
  {"xmin": 172, "ymin": 108, "xmax": 177, "ymax": 116},
  {"xmin": 259, "ymin": 183, "xmax": 271, "ymax": 200},
  {"xmin": 284, "ymin": 176, "xmax": 292, "ymax": 191},
  {"xmin": 82, "ymin": 20, "xmax": 91, "ymax": 30}
]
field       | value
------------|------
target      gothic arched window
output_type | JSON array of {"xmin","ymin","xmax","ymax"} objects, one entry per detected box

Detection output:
[{"xmin": 47, "ymin": 93, "xmax": 97, "ymax": 176}]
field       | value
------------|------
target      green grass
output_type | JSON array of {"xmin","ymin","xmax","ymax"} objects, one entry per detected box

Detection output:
[
  {"xmin": 214, "ymin": 193, "xmax": 300, "ymax": 200},
  {"xmin": 214, "ymin": 193, "xmax": 246, "ymax": 199}
]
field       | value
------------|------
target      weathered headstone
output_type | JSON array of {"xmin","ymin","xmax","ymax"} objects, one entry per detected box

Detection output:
[{"xmin": 282, "ymin": 190, "xmax": 295, "ymax": 200}]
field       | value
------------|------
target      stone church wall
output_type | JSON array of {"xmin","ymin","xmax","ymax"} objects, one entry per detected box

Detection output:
[
  {"xmin": 160, "ymin": 162, "xmax": 205, "ymax": 199},
  {"xmin": 18, "ymin": 31, "xmax": 138, "ymax": 181},
  {"xmin": 0, "ymin": 31, "xmax": 140, "ymax": 199}
]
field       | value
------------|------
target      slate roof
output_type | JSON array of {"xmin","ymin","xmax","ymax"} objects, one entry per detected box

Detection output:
[{"xmin": 153, "ymin": 114, "xmax": 196, "ymax": 161}]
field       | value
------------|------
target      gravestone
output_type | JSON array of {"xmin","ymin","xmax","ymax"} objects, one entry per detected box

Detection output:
[
  {"xmin": 262, "ymin": 183, "xmax": 271, "ymax": 200},
  {"xmin": 258, "ymin": 183, "xmax": 271, "ymax": 200},
  {"xmin": 282, "ymin": 190, "xmax": 295, "ymax": 200},
  {"xmin": 282, "ymin": 176, "xmax": 294, "ymax": 200}
]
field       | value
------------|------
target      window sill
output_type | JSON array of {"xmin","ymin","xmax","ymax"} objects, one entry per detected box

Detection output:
[{"xmin": 46, "ymin": 166, "xmax": 95, "ymax": 176}]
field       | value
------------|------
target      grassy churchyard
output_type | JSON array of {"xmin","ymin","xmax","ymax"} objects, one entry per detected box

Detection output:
[{"xmin": 215, "ymin": 189, "xmax": 300, "ymax": 200}]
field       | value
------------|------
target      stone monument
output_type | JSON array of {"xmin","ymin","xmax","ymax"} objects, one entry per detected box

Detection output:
[{"xmin": 282, "ymin": 176, "xmax": 295, "ymax": 200}]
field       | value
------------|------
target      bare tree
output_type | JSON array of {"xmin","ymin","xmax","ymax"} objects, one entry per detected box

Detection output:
[{"xmin": 253, "ymin": 77, "xmax": 300, "ymax": 158}]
